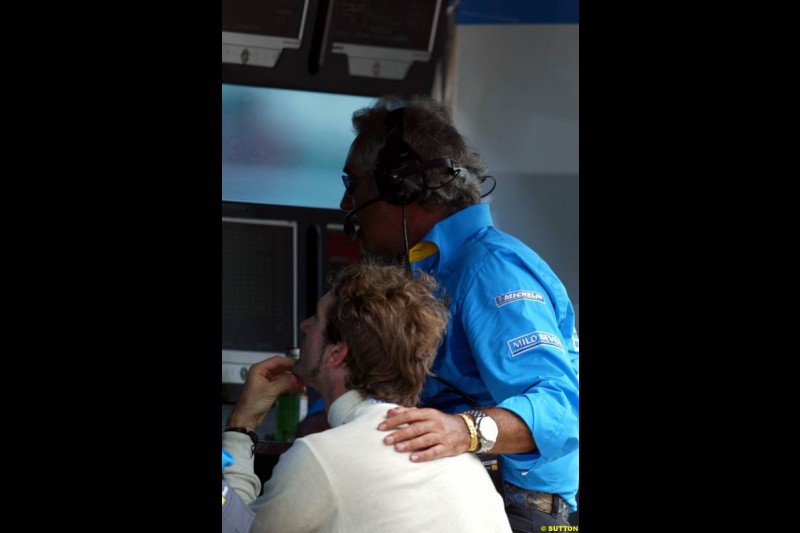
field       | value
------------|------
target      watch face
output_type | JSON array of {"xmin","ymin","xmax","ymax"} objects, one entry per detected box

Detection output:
[{"xmin": 478, "ymin": 416, "xmax": 498, "ymax": 444}]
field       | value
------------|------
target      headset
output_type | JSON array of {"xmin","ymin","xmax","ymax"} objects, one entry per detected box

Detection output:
[
  {"xmin": 343, "ymin": 107, "xmax": 497, "ymax": 243},
  {"xmin": 343, "ymin": 107, "xmax": 456, "ymax": 240},
  {"xmin": 373, "ymin": 107, "xmax": 456, "ymax": 206}
]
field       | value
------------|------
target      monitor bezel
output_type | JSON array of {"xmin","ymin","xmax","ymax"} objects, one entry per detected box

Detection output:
[{"xmin": 222, "ymin": 0, "xmax": 312, "ymax": 67}]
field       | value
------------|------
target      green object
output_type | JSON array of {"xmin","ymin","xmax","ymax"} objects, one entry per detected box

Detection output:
[
  {"xmin": 276, "ymin": 348, "xmax": 301, "ymax": 442},
  {"xmin": 276, "ymin": 393, "xmax": 300, "ymax": 442}
]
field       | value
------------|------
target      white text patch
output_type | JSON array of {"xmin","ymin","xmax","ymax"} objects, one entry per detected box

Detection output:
[
  {"xmin": 494, "ymin": 290, "xmax": 544, "ymax": 307},
  {"xmin": 507, "ymin": 331, "xmax": 565, "ymax": 357}
]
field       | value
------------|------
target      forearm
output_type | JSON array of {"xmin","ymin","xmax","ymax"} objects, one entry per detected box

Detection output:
[
  {"xmin": 482, "ymin": 407, "xmax": 536, "ymax": 454},
  {"xmin": 226, "ymin": 402, "xmax": 272, "ymax": 432},
  {"xmin": 379, "ymin": 404, "xmax": 538, "ymax": 462},
  {"xmin": 222, "ymin": 432, "xmax": 262, "ymax": 503},
  {"xmin": 495, "ymin": 383, "xmax": 578, "ymax": 460}
]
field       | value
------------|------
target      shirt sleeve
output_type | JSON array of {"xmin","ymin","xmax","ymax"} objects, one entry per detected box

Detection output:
[
  {"xmin": 460, "ymin": 250, "xmax": 579, "ymax": 463},
  {"xmin": 249, "ymin": 439, "xmax": 339, "ymax": 533},
  {"xmin": 222, "ymin": 432, "xmax": 261, "ymax": 503}
]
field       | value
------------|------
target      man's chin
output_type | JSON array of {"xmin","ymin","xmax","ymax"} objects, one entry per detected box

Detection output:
[{"xmin": 290, "ymin": 370, "xmax": 306, "ymax": 384}]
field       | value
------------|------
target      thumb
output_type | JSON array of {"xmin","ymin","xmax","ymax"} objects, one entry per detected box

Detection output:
[
  {"xmin": 282, "ymin": 372, "xmax": 307, "ymax": 394},
  {"xmin": 268, "ymin": 372, "xmax": 305, "ymax": 398}
]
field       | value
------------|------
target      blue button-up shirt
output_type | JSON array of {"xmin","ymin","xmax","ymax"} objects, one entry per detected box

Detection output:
[{"xmin": 410, "ymin": 203, "xmax": 579, "ymax": 510}]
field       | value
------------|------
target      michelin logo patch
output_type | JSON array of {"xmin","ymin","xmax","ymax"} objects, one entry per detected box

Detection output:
[
  {"xmin": 495, "ymin": 290, "xmax": 544, "ymax": 307},
  {"xmin": 507, "ymin": 331, "xmax": 565, "ymax": 357}
]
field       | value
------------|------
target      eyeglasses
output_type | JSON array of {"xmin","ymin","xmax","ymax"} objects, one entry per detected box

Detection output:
[{"xmin": 341, "ymin": 174, "xmax": 355, "ymax": 196}]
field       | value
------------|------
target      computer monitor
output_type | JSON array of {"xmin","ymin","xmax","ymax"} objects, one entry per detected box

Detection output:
[
  {"xmin": 222, "ymin": 0, "xmax": 311, "ymax": 68},
  {"xmin": 222, "ymin": 202, "xmax": 361, "ymax": 384},
  {"xmin": 325, "ymin": 0, "xmax": 444, "ymax": 79},
  {"xmin": 222, "ymin": 214, "xmax": 297, "ymax": 382}
]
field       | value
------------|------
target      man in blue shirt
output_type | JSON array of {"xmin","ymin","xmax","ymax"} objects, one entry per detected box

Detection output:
[{"xmin": 338, "ymin": 95, "xmax": 579, "ymax": 532}]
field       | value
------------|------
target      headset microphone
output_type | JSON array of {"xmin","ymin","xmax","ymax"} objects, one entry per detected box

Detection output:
[{"xmin": 343, "ymin": 196, "xmax": 383, "ymax": 241}]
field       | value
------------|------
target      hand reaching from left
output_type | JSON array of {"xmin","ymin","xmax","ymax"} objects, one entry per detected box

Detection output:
[{"xmin": 227, "ymin": 356, "xmax": 306, "ymax": 432}]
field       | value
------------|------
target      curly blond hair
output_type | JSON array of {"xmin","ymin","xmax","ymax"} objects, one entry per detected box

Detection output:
[{"xmin": 325, "ymin": 263, "xmax": 449, "ymax": 406}]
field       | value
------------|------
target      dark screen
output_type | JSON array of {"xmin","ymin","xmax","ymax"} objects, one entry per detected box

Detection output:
[
  {"xmin": 222, "ymin": 0, "xmax": 306, "ymax": 39},
  {"xmin": 222, "ymin": 220, "xmax": 294, "ymax": 351},
  {"xmin": 329, "ymin": 0, "xmax": 438, "ymax": 50}
]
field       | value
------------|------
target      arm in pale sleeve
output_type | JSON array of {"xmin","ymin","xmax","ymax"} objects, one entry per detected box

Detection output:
[
  {"xmin": 249, "ymin": 439, "xmax": 338, "ymax": 533},
  {"xmin": 222, "ymin": 432, "xmax": 261, "ymax": 503},
  {"xmin": 462, "ymin": 252, "xmax": 579, "ymax": 462}
]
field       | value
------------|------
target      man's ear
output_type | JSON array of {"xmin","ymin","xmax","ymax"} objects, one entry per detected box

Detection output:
[{"xmin": 327, "ymin": 342, "xmax": 349, "ymax": 367}]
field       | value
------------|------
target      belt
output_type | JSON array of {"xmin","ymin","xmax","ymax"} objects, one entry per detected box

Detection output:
[{"xmin": 503, "ymin": 482, "xmax": 570, "ymax": 521}]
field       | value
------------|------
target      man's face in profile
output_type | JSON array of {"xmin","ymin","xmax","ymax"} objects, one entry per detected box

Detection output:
[{"xmin": 293, "ymin": 291, "xmax": 333, "ymax": 385}]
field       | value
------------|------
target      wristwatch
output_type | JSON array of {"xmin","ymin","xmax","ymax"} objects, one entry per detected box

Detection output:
[{"xmin": 468, "ymin": 410, "xmax": 498, "ymax": 453}]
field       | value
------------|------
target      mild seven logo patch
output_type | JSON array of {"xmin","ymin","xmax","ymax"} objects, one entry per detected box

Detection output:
[
  {"xmin": 507, "ymin": 331, "xmax": 564, "ymax": 357},
  {"xmin": 494, "ymin": 290, "xmax": 544, "ymax": 307}
]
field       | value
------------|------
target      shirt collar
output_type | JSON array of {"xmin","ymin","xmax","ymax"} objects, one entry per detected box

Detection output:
[
  {"xmin": 409, "ymin": 204, "xmax": 494, "ymax": 270},
  {"xmin": 327, "ymin": 390, "xmax": 368, "ymax": 428}
]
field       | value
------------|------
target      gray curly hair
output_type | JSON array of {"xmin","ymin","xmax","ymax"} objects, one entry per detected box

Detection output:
[{"xmin": 349, "ymin": 95, "xmax": 489, "ymax": 215}]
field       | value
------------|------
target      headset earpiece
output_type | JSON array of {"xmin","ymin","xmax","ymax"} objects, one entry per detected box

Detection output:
[
  {"xmin": 373, "ymin": 107, "xmax": 457, "ymax": 206},
  {"xmin": 374, "ymin": 108, "xmax": 425, "ymax": 206},
  {"xmin": 374, "ymin": 164, "xmax": 425, "ymax": 206}
]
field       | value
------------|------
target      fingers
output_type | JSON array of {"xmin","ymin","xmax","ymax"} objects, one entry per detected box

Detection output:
[
  {"xmin": 265, "ymin": 371, "xmax": 306, "ymax": 397},
  {"xmin": 382, "ymin": 414, "xmax": 432, "ymax": 446},
  {"xmin": 280, "ymin": 372, "xmax": 306, "ymax": 394},
  {"xmin": 391, "ymin": 430, "xmax": 438, "ymax": 453},
  {"xmin": 243, "ymin": 357, "xmax": 306, "ymax": 397},
  {"xmin": 249, "ymin": 356, "xmax": 302, "ymax": 385},
  {"xmin": 254, "ymin": 356, "xmax": 296, "ymax": 378},
  {"xmin": 391, "ymin": 428, "xmax": 460, "ymax": 463},
  {"xmin": 377, "ymin": 406, "xmax": 419, "ymax": 431},
  {"xmin": 377, "ymin": 409, "xmax": 470, "ymax": 462},
  {"xmin": 409, "ymin": 445, "xmax": 448, "ymax": 463},
  {"xmin": 386, "ymin": 406, "xmax": 414, "ymax": 417}
]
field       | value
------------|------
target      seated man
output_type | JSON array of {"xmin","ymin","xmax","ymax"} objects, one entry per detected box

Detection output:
[{"xmin": 223, "ymin": 263, "xmax": 511, "ymax": 532}]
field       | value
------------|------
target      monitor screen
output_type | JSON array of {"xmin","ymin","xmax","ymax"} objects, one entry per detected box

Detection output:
[
  {"xmin": 222, "ymin": 84, "xmax": 374, "ymax": 209},
  {"xmin": 326, "ymin": 0, "xmax": 443, "ymax": 79},
  {"xmin": 221, "ymin": 202, "xmax": 364, "ymax": 384},
  {"xmin": 222, "ymin": 216, "xmax": 296, "ymax": 382},
  {"xmin": 222, "ymin": 0, "xmax": 311, "ymax": 68}
]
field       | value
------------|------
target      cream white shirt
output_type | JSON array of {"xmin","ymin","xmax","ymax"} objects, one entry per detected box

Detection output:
[{"xmin": 223, "ymin": 390, "xmax": 511, "ymax": 533}]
